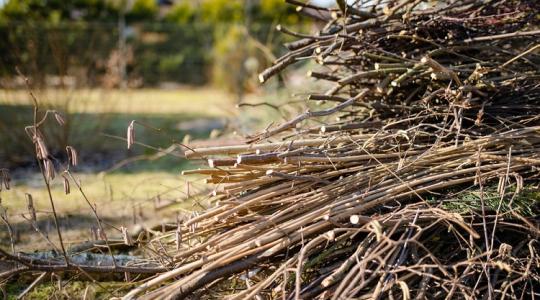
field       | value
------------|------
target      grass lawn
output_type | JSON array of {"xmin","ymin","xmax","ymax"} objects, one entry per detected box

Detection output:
[
  {"xmin": 0, "ymin": 88, "xmax": 235, "ymax": 115},
  {"xmin": 0, "ymin": 88, "xmax": 234, "ymax": 250},
  {"xmin": 0, "ymin": 85, "xmax": 288, "ymax": 250},
  {"xmin": 0, "ymin": 87, "xmax": 238, "ymax": 163},
  {"xmin": 0, "ymin": 168, "xmax": 213, "ymax": 250}
]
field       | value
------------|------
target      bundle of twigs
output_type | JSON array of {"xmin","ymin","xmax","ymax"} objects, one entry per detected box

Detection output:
[{"xmin": 118, "ymin": 0, "xmax": 540, "ymax": 299}]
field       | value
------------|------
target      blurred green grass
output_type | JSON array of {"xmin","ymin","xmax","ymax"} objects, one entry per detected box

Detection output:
[
  {"xmin": 0, "ymin": 86, "xmax": 290, "ymax": 251},
  {"xmin": 0, "ymin": 88, "xmax": 236, "ymax": 168},
  {"xmin": 0, "ymin": 88, "xmax": 234, "ymax": 249},
  {"xmin": 0, "ymin": 88, "xmax": 234, "ymax": 115}
]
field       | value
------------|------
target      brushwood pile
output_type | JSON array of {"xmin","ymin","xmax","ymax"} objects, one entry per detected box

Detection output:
[{"xmin": 123, "ymin": 1, "xmax": 540, "ymax": 299}]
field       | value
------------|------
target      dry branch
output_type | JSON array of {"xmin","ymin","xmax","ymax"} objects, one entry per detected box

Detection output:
[{"xmin": 8, "ymin": 0, "xmax": 540, "ymax": 299}]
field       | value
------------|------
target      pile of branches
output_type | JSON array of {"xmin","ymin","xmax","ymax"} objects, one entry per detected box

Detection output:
[
  {"xmin": 3, "ymin": 0, "xmax": 538, "ymax": 299},
  {"xmin": 122, "ymin": 0, "xmax": 540, "ymax": 299}
]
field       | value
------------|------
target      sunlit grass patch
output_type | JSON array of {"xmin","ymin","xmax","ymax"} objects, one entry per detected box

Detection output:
[{"xmin": 0, "ymin": 88, "xmax": 235, "ymax": 116}]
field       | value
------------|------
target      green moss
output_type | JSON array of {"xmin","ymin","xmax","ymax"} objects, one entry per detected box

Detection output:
[
  {"xmin": 431, "ymin": 185, "xmax": 540, "ymax": 216},
  {"xmin": 4, "ymin": 280, "xmax": 132, "ymax": 300},
  {"xmin": 4, "ymin": 281, "xmax": 56, "ymax": 300}
]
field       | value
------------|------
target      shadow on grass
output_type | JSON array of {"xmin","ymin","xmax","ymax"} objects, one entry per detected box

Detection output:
[{"xmin": 0, "ymin": 104, "xmax": 223, "ymax": 173}]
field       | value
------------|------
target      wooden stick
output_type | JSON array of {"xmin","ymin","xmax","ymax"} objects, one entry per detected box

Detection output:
[{"xmin": 185, "ymin": 133, "xmax": 373, "ymax": 158}]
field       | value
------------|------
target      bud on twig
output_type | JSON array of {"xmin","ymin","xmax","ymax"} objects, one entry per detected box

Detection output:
[
  {"xmin": 66, "ymin": 146, "xmax": 78, "ymax": 167},
  {"xmin": 0, "ymin": 204, "xmax": 6, "ymax": 219},
  {"xmin": 26, "ymin": 193, "xmax": 37, "ymax": 222},
  {"xmin": 0, "ymin": 169, "xmax": 10, "ymax": 190},
  {"xmin": 35, "ymin": 135, "xmax": 49, "ymax": 160},
  {"xmin": 62, "ymin": 173, "xmax": 70, "ymax": 195},
  {"xmin": 53, "ymin": 111, "xmax": 66, "ymax": 126},
  {"xmin": 121, "ymin": 226, "xmax": 133, "ymax": 246},
  {"xmin": 90, "ymin": 227, "xmax": 99, "ymax": 240},
  {"xmin": 97, "ymin": 228, "xmax": 106, "ymax": 240},
  {"xmin": 43, "ymin": 159, "xmax": 55, "ymax": 181}
]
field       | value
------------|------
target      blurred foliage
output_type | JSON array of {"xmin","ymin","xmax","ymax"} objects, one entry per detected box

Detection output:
[
  {"xmin": 0, "ymin": 0, "xmax": 158, "ymax": 22},
  {"xmin": 130, "ymin": 0, "xmax": 158, "ymax": 20},
  {"xmin": 211, "ymin": 25, "xmax": 250, "ymax": 95},
  {"xmin": 200, "ymin": 0, "xmax": 244, "ymax": 23},
  {"xmin": 0, "ymin": 0, "xmax": 309, "ymax": 88},
  {"xmin": 165, "ymin": 0, "xmax": 308, "ymax": 93},
  {"xmin": 133, "ymin": 22, "xmax": 212, "ymax": 85},
  {"xmin": 164, "ymin": 2, "xmax": 195, "ymax": 23},
  {"xmin": 0, "ymin": 0, "xmax": 116, "ymax": 23}
]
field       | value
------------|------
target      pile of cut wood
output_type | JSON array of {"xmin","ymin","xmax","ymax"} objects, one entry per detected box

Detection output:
[{"xmin": 134, "ymin": 1, "xmax": 540, "ymax": 298}]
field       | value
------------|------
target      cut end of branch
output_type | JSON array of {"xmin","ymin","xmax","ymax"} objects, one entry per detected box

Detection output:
[{"xmin": 258, "ymin": 73, "xmax": 266, "ymax": 83}]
